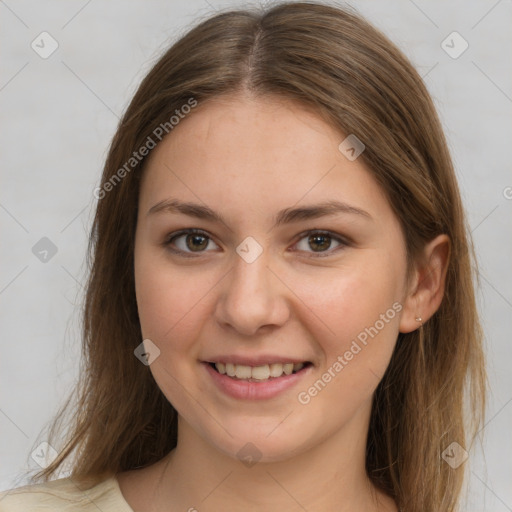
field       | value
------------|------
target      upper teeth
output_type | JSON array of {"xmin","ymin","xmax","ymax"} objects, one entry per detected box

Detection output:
[{"xmin": 214, "ymin": 362, "xmax": 305, "ymax": 380}]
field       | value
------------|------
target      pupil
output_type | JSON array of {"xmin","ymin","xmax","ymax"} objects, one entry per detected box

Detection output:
[
  {"xmin": 187, "ymin": 234, "xmax": 208, "ymax": 251},
  {"xmin": 309, "ymin": 234, "xmax": 330, "ymax": 251}
]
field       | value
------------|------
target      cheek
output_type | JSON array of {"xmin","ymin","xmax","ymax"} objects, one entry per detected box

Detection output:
[
  {"xmin": 313, "ymin": 260, "xmax": 399, "ymax": 317},
  {"xmin": 295, "ymin": 257, "xmax": 402, "ymax": 367},
  {"xmin": 134, "ymin": 255, "xmax": 211, "ymax": 408},
  {"xmin": 134, "ymin": 251, "xmax": 222, "ymax": 360},
  {"xmin": 293, "ymin": 272, "xmax": 401, "ymax": 420}
]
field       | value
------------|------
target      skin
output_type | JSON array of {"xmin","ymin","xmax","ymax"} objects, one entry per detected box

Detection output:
[{"xmin": 117, "ymin": 92, "xmax": 450, "ymax": 512}]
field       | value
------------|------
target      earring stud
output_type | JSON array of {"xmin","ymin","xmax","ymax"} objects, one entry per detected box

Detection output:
[{"xmin": 415, "ymin": 317, "xmax": 422, "ymax": 323}]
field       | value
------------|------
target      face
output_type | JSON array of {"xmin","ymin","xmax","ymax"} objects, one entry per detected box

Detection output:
[{"xmin": 134, "ymin": 93, "xmax": 410, "ymax": 463}]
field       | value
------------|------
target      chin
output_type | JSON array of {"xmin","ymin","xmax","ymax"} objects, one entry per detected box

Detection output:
[{"xmin": 200, "ymin": 419, "xmax": 316, "ymax": 465}]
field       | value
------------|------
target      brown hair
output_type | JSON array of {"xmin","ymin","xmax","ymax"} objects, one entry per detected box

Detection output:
[{"xmin": 28, "ymin": 2, "xmax": 486, "ymax": 510}]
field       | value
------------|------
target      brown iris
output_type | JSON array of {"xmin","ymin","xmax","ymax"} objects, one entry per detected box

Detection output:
[
  {"xmin": 308, "ymin": 233, "xmax": 331, "ymax": 252},
  {"xmin": 186, "ymin": 233, "xmax": 209, "ymax": 251}
]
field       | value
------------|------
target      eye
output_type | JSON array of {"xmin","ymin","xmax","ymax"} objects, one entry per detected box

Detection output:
[
  {"xmin": 292, "ymin": 230, "xmax": 347, "ymax": 257},
  {"xmin": 163, "ymin": 228, "xmax": 348, "ymax": 258},
  {"xmin": 164, "ymin": 229, "xmax": 219, "ymax": 256}
]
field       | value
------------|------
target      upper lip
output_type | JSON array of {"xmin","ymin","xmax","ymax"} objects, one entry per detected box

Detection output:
[{"xmin": 202, "ymin": 354, "xmax": 312, "ymax": 366}]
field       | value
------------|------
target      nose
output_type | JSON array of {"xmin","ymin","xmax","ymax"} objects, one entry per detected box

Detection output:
[{"xmin": 214, "ymin": 249, "xmax": 290, "ymax": 337}]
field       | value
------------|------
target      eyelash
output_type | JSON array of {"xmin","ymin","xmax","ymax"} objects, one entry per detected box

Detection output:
[{"xmin": 163, "ymin": 228, "xmax": 349, "ymax": 258}]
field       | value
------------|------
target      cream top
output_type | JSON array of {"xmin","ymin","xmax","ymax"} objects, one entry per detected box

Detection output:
[{"xmin": 0, "ymin": 476, "xmax": 134, "ymax": 511}]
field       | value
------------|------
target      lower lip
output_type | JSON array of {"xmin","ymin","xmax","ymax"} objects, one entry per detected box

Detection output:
[{"xmin": 202, "ymin": 362, "xmax": 312, "ymax": 400}]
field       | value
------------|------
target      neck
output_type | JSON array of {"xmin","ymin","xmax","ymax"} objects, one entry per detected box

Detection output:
[{"xmin": 148, "ymin": 398, "xmax": 397, "ymax": 512}]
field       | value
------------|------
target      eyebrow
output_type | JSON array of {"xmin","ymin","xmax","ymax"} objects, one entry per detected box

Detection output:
[{"xmin": 147, "ymin": 198, "xmax": 372, "ymax": 228}]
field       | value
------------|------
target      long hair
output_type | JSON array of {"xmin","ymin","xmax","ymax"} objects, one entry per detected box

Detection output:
[{"xmin": 28, "ymin": 2, "xmax": 486, "ymax": 510}]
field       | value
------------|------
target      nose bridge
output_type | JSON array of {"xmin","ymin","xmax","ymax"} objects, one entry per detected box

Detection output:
[
  {"xmin": 232, "ymin": 247, "xmax": 270, "ymax": 296},
  {"xmin": 215, "ymin": 244, "xmax": 288, "ymax": 335}
]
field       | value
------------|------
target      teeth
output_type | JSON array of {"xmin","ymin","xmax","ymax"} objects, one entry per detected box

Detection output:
[
  {"xmin": 235, "ymin": 365, "xmax": 252, "ymax": 379},
  {"xmin": 214, "ymin": 362, "xmax": 307, "ymax": 380},
  {"xmin": 269, "ymin": 363, "xmax": 284, "ymax": 377},
  {"xmin": 283, "ymin": 363, "xmax": 293, "ymax": 375},
  {"xmin": 251, "ymin": 365, "xmax": 270, "ymax": 380}
]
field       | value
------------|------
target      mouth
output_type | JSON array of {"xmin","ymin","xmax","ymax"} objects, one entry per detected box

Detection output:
[
  {"xmin": 207, "ymin": 361, "xmax": 313, "ymax": 382},
  {"xmin": 202, "ymin": 359, "xmax": 314, "ymax": 400}
]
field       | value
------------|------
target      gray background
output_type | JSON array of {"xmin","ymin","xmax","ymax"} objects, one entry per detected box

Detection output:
[{"xmin": 1, "ymin": 0, "xmax": 511, "ymax": 509}]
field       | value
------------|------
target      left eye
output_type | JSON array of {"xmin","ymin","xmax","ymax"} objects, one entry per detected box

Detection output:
[
  {"xmin": 293, "ymin": 230, "xmax": 346, "ymax": 256},
  {"xmin": 164, "ymin": 229, "xmax": 347, "ymax": 257}
]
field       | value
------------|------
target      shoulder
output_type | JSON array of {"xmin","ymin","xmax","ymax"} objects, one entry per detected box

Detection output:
[{"xmin": 0, "ymin": 476, "xmax": 133, "ymax": 512}]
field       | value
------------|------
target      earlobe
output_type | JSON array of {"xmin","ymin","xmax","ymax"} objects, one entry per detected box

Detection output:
[{"xmin": 399, "ymin": 234, "xmax": 451, "ymax": 333}]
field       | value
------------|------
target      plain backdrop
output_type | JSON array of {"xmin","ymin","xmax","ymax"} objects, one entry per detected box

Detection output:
[{"xmin": 1, "ymin": 0, "xmax": 511, "ymax": 509}]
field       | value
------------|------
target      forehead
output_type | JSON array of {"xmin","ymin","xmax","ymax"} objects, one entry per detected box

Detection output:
[
  {"xmin": 138, "ymin": 95, "xmax": 393, "ymax": 227},
  {"xmin": 144, "ymin": 94, "xmax": 341, "ymax": 175}
]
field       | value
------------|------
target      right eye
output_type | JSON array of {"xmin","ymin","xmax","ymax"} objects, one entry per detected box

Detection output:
[{"xmin": 164, "ymin": 228, "xmax": 220, "ymax": 257}]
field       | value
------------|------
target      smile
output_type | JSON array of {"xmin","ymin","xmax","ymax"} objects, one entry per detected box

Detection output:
[
  {"xmin": 210, "ymin": 362, "xmax": 310, "ymax": 381},
  {"xmin": 203, "ymin": 361, "xmax": 313, "ymax": 400}
]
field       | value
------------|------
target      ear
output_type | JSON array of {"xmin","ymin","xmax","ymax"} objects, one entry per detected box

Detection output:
[{"xmin": 399, "ymin": 234, "xmax": 451, "ymax": 333}]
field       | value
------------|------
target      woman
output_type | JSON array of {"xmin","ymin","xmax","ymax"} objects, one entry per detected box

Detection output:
[{"xmin": 0, "ymin": 2, "xmax": 486, "ymax": 511}]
